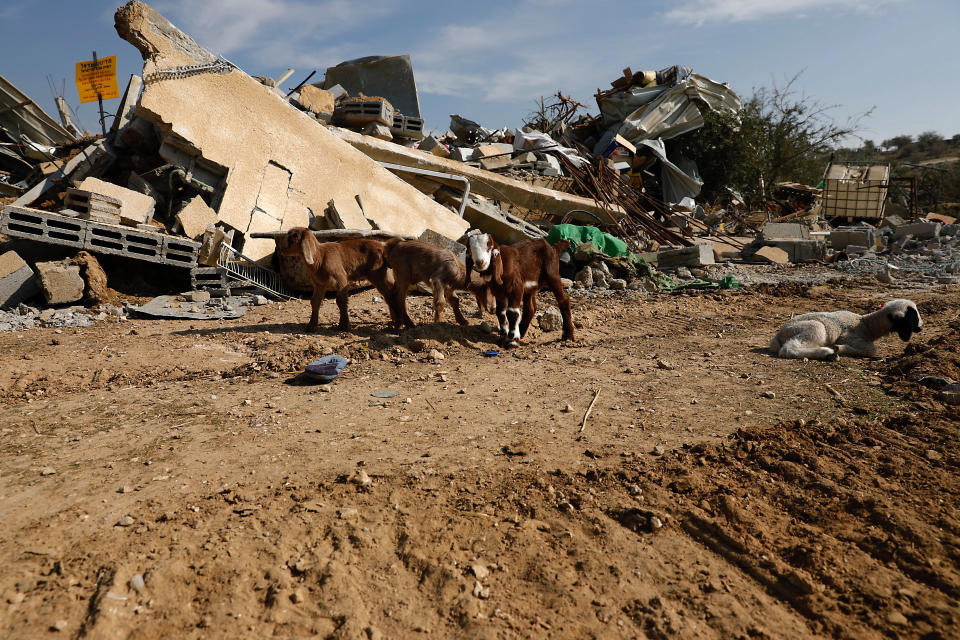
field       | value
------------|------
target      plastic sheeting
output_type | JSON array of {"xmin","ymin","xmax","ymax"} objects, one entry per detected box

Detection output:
[
  {"xmin": 636, "ymin": 139, "xmax": 703, "ymax": 204},
  {"xmin": 512, "ymin": 129, "xmax": 588, "ymax": 168}
]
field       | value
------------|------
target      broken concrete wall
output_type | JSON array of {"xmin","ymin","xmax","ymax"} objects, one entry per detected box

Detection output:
[
  {"xmin": 330, "ymin": 127, "xmax": 625, "ymax": 225},
  {"xmin": 114, "ymin": 2, "xmax": 467, "ymax": 262}
]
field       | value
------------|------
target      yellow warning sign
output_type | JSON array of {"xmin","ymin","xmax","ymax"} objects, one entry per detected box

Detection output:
[{"xmin": 75, "ymin": 56, "xmax": 119, "ymax": 104}]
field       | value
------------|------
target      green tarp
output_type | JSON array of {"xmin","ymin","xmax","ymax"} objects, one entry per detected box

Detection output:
[{"xmin": 547, "ymin": 224, "xmax": 630, "ymax": 258}]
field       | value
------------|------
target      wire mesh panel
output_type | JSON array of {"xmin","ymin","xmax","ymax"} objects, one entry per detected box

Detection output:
[
  {"xmin": 216, "ymin": 243, "xmax": 295, "ymax": 299},
  {"xmin": 821, "ymin": 162, "xmax": 889, "ymax": 220}
]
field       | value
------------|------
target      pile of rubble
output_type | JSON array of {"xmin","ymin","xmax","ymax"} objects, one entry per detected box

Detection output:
[{"xmin": 1, "ymin": 0, "xmax": 953, "ymax": 325}]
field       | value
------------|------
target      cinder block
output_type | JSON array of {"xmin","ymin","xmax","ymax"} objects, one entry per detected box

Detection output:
[
  {"xmin": 0, "ymin": 251, "xmax": 39, "ymax": 309},
  {"xmin": 657, "ymin": 244, "xmax": 715, "ymax": 268},
  {"xmin": 419, "ymin": 136, "xmax": 450, "ymax": 158},
  {"xmin": 390, "ymin": 113, "xmax": 424, "ymax": 140},
  {"xmin": 334, "ymin": 98, "xmax": 394, "ymax": 127},
  {"xmin": 191, "ymin": 266, "xmax": 231, "ymax": 296},
  {"xmin": 162, "ymin": 236, "xmax": 201, "ymax": 267},
  {"xmin": 0, "ymin": 206, "xmax": 86, "ymax": 249},
  {"xmin": 175, "ymin": 196, "xmax": 218, "ymax": 240},
  {"xmin": 35, "ymin": 260, "xmax": 84, "ymax": 305},
  {"xmin": 85, "ymin": 220, "xmax": 164, "ymax": 262}
]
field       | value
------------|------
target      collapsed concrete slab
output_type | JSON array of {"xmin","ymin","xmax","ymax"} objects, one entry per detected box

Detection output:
[
  {"xmin": 114, "ymin": 2, "xmax": 467, "ymax": 262},
  {"xmin": 330, "ymin": 127, "xmax": 624, "ymax": 225},
  {"xmin": 175, "ymin": 196, "xmax": 218, "ymax": 240}
]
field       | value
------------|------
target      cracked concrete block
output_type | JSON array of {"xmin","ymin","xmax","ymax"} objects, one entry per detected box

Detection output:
[
  {"xmin": 0, "ymin": 251, "xmax": 39, "ymax": 308},
  {"xmin": 78, "ymin": 177, "xmax": 155, "ymax": 226},
  {"xmin": 175, "ymin": 196, "xmax": 218, "ymax": 240},
  {"xmin": 35, "ymin": 260, "xmax": 85, "ymax": 305},
  {"xmin": 114, "ymin": 0, "xmax": 467, "ymax": 259},
  {"xmin": 243, "ymin": 209, "xmax": 283, "ymax": 261}
]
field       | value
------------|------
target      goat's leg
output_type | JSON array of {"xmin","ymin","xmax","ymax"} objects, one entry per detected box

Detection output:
[
  {"xmin": 519, "ymin": 289, "xmax": 538, "ymax": 338},
  {"xmin": 547, "ymin": 276, "xmax": 575, "ymax": 341},
  {"xmin": 370, "ymin": 270, "xmax": 399, "ymax": 328},
  {"xmin": 393, "ymin": 278, "xmax": 416, "ymax": 329},
  {"xmin": 431, "ymin": 279, "xmax": 445, "ymax": 324},
  {"xmin": 446, "ymin": 287, "xmax": 469, "ymax": 326},
  {"xmin": 495, "ymin": 297, "xmax": 509, "ymax": 347},
  {"xmin": 335, "ymin": 288, "xmax": 352, "ymax": 330},
  {"xmin": 307, "ymin": 286, "xmax": 326, "ymax": 332},
  {"xmin": 504, "ymin": 291, "xmax": 524, "ymax": 349}
]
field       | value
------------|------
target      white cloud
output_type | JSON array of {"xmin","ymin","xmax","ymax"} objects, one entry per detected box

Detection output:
[{"xmin": 665, "ymin": 0, "xmax": 902, "ymax": 25}]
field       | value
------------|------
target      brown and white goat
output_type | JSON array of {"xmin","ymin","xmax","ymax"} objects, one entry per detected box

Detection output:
[
  {"xmin": 278, "ymin": 228, "xmax": 395, "ymax": 332},
  {"xmin": 384, "ymin": 238, "xmax": 470, "ymax": 329},
  {"xmin": 465, "ymin": 231, "xmax": 574, "ymax": 348}
]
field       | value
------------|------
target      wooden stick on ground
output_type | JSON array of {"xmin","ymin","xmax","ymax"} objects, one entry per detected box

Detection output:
[{"xmin": 579, "ymin": 389, "xmax": 601, "ymax": 433}]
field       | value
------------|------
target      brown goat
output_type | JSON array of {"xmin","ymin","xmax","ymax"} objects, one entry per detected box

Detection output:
[
  {"xmin": 384, "ymin": 239, "xmax": 469, "ymax": 329},
  {"xmin": 278, "ymin": 228, "xmax": 395, "ymax": 332},
  {"xmin": 465, "ymin": 231, "xmax": 574, "ymax": 348}
]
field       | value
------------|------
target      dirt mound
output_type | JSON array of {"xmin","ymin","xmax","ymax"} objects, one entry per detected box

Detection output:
[{"xmin": 886, "ymin": 316, "xmax": 960, "ymax": 383}]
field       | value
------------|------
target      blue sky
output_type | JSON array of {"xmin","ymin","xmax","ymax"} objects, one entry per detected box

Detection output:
[{"xmin": 1, "ymin": 0, "xmax": 957, "ymax": 146}]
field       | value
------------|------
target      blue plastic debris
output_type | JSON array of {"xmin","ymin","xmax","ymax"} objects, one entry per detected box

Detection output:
[
  {"xmin": 483, "ymin": 350, "xmax": 499, "ymax": 357},
  {"xmin": 304, "ymin": 355, "xmax": 347, "ymax": 383}
]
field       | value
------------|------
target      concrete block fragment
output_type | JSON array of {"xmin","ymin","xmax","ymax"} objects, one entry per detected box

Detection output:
[
  {"xmin": 418, "ymin": 136, "xmax": 449, "ymax": 158},
  {"xmin": 77, "ymin": 177, "xmax": 156, "ymax": 226},
  {"xmin": 0, "ymin": 251, "xmax": 39, "ymax": 308},
  {"xmin": 480, "ymin": 155, "xmax": 511, "ymax": 171},
  {"xmin": 35, "ymin": 261, "xmax": 84, "ymax": 305},
  {"xmin": 657, "ymin": 244, "xmax": 715, "ymax": 268},
  {"xmin": 771, "ymin": 239, "xmax": 825, "ymax": 262},
  {"xmin": 175, "ymin": 196, "xmax": 218, "ymax": 239},
  {"xmin": 361, "ymin": 122, "xmax": 393, "ymax": 141},
  {"xmin": 450, "ymin": 147, "xmax": 474, "ymax": 162},
  {"xmin": 753, "ymin": 246, "xmax": 789, "ymax": 264},
  {"xmin": 893, "ymin": 221, "xmax": 940, "ymax": 240},
  {"xmin": 472, "ymin": 145, "xmax": 502, "ymax": 161},
  {"xmin": 830, "ymin": 226, "xmax": 880, "ymax": 250},
  {"xmin": 760, "ymin": 222, "xmax": 809, "ymax": 241},
  {"xmin": 880, "ymin": 215, "xmax": 906, "ymax": 229},
  {"xmin": 198, "ymin": 226, "xmax": 231, "ymax": 266},
  {"xmin": 296, "ymin": 85, "xmax": 335, "ymax": 115}
]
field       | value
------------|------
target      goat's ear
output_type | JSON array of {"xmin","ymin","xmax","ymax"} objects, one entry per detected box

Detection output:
[
  {"xmin": 491, "ymin": 248, "xmax": 503, "ymax": 285},
  {"xmin": 299, "ymin": 230, "xmax": 317, "ymax": 266},
  {"xmin": 907, "ymin": 305, "xmax": 921, "ymax": 332}
]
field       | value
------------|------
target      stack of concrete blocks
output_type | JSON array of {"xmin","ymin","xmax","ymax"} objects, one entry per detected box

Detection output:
[
  {"xmin": 63, "ymin": 188, "xmax": 123, "ymax": 224},
  {"xmin": 0, "ymin": 251, "xmax": 39, "ymax": 308},
  {"xmin": 759, "ymin": 223, "xmax": 824, "ymax": 263},
  {"xmin": 77, "ymin": 177, "xmax": 156, "ymax": 227}
]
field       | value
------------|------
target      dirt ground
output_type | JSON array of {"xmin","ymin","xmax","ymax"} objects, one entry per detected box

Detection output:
[{"xmin": 1, "ymin": 275, "xmax": 958, "ymax": 639}]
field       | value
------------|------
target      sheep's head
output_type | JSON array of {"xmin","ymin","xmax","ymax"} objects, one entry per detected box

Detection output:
[{"xmin": 885, "ymin": 299, "xmax": 922, "ymax": 341}]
